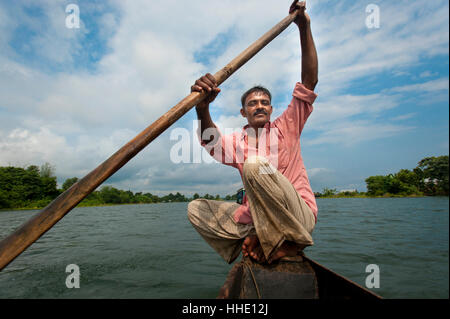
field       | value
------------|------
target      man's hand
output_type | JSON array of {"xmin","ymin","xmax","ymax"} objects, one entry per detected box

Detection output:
[
  {"xmin": 289, "ymin": 0, "xmax": 310, "ymax": 29},
  {"xmin": 191, "ymin": 73, "xmax": 221, "ymax": 111},
  {"xmin": 192, "ymin": 73, "xmax": 220, "ymax": 143}
]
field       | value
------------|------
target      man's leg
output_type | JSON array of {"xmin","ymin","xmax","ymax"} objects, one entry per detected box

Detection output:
[
  {"xmin": 187, "ymin": 199, "xmax": 255, "ymax": 263},
  {"xmin": 242, "ymin": 156, "xmax": 316, "ymax": 262}
]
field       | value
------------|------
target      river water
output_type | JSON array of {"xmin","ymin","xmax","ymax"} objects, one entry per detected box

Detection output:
[{"xmin": 0, "ymin": 197, "xmax": 448, "ymax": 298}]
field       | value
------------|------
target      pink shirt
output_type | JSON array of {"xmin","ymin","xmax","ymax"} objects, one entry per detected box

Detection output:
[{"xmin": 201, "ymin": 82, "xmax": 318, "ymax": 224}]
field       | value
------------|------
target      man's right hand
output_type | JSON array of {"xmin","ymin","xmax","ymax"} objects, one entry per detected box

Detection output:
[
  {"xmin": 289, "ymin": 1, "xmax": 310, "ymax": 29},
  {"xmin": 191, "ymin": 73, "xmax": 221, "ymax": 111}
]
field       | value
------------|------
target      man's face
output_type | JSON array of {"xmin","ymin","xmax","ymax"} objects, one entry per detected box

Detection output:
[{"xmin": 240, "ymin": 91, "xmax": 273, "ymax": 129}]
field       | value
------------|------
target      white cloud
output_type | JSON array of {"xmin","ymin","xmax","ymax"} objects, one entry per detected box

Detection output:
[
  {"xmin": 304, "ymin": 121, "xmax": 414, "ymax": 147},
  {"xmin": 308, "ymin": 167, "xmax": 332, "ymax": 178},
  {"xmin": 313, "ymin": 0, "xmax": 449, "ymax": 96},
  {"xmin": 419, "ymin": 71, "xmax": 438, "ymax": 78},
  {"xmin": 0, "ymin": 126, "xmax": 137, "ymax": 180},
  {"xmin": 391, "ymin": 113, "xmax": 417, "ymax": 121},
  {"xmin": 388, "ymin": 78, "xmax": 449, "ymax": 93},
  {"xmin": 308, "ymin": 93, "xmax": 400, "ymax": 129}
]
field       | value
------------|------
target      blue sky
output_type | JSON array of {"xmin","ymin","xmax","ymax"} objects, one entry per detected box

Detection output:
[{"xmin": 0, "ymin": 0, "xmax": 448, "ymax": 196}]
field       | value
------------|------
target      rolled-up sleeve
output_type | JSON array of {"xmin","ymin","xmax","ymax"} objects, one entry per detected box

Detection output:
[
  {"xmin": 274, "ymin": 82, "xmax": 318, "ymax": 139},
  {"xmin": 292, "ymin": 82, "xmax": 318, "ymax": 105}
]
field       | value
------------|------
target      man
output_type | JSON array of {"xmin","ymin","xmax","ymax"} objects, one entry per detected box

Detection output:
[{"xmin": 188, "ymin": 0, "xmax": 318, "ymax": 264}]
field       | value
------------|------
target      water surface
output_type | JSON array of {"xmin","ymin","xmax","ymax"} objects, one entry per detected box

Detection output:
[{"xmin": 0, "ymin": 197, "xmax": 448, "ymax": 298}]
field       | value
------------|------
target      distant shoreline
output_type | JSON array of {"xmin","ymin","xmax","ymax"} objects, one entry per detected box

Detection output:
[{"xmin": 3, "ymin": 195, "xmax": 447, "ymax": 212}]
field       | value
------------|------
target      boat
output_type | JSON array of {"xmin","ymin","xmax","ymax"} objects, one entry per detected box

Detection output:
[{"xmin": 217, "ymin": 254, "xmax": 382, "ymax": 299}]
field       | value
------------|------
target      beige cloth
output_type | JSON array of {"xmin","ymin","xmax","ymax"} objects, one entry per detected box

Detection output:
[{"xmin": 187, "ymin": 156, "xmax": 315, "ymax": 263}]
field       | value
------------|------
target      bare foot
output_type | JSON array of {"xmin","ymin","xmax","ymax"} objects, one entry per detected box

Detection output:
[
  {"xmin": 242, "ymin": 235, "xmax": 258, "ymax": 258},
  {"xmin": 267, "ymin": 241, "xmax": 300, "ymax": 264},
  {"xmin": 250, "ymin": 243, "xmax": 267, "ymax": 263},
  {"xmin": 242, "ymin": 235, "xmax": 266, "ymax": 263}
]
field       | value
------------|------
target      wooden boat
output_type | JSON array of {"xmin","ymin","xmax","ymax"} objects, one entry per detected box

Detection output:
[{"xmin": 218, "ymin": 254, "xmax": 382, "ymax": 299}]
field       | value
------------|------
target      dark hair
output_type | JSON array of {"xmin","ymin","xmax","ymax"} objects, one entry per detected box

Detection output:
[{"xmin": 241, "ymin": 86, "xmax": 272, "ymax": 107}]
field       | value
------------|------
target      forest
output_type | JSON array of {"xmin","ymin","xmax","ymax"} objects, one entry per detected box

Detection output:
[
  {"xmin": 0, "ymin": 163, "xmax": 236, "ymax": 210},
  {"xmin": 315, "ymin": 155, "xmax": 448, "ymax": 198}
]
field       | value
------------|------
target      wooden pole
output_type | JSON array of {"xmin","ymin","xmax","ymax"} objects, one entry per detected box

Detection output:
[{"xmin": 0, "ymin": 10, "xmax": 299, "ymax": 271}]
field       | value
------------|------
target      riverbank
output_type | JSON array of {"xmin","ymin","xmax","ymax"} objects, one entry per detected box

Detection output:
[
  {"xmin": 1, "ymin": 200, "xmax": 191, "ymax": 212},
  {"xmin": 3, "ymin": 194, "xmax": 445, "ymax": 212}
]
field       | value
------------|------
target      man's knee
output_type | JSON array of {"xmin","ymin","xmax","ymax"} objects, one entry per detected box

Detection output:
[
  {"xmin": 243, "ymin": 156, "xmax": 275, "ymax": 180},
  {"xmin": 187, "ymin": 199, "xmax": 203, "ymax": 223}
]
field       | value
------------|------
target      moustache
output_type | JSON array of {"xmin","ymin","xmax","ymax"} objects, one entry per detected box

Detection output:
[{"xmin": 253, "ymin": 110, "xmax": 268, "ymax": 116}]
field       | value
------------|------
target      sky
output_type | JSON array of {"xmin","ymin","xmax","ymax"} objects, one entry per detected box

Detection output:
[{"xmin": 0, "ymin": 0, "xmax": 448, "ymax": 197}]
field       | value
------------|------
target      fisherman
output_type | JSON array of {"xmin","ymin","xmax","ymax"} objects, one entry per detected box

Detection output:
[{"xmin": 188, "ymin": 0, "xmax": 318, "ymax": 264}]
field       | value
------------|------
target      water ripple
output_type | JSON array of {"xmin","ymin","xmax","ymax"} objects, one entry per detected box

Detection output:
[{"xmin": 0, "ymin": 199, "xmax": 448, "ymax": 298}]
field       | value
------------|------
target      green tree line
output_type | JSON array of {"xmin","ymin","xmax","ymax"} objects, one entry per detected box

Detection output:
[
  {"xmin": 0, "ymin": 163, "xmax": 60, "ymax": 209},
  {"xmin": 365, "ymin": 155, "xmax": 448, "ymax": 196},
  {"xmin": 0, "ymin": 163, "xmax": 235, "ymax": 210},
  {"xmin": 315, "ymin": 155, "xmax": 449, "ymax": 198}
]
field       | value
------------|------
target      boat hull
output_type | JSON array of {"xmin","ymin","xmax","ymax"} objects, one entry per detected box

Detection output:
[{"xmin": 218, "ymin": 254, "xmax": 382, "ymax": 299}]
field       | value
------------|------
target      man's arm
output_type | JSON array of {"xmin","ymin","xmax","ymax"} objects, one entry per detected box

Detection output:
[
  {"xmin": 191, "ymin": 73, "xmax": 221, "ymax": 144},
  {"xmin": 290, "ymin": 1, "xmax": 318, "ymax": 91}
]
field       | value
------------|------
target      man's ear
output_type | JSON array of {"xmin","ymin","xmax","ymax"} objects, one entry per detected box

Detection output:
[{"xmin": 240, "ymin": 107, "xmax": 247, "ymax": 118}]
